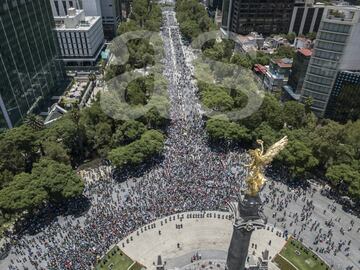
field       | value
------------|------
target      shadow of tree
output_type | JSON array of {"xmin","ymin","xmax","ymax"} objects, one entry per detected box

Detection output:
[{"xmin": 13, "ymin": 195, "xmax": 91, "ymax": 236}]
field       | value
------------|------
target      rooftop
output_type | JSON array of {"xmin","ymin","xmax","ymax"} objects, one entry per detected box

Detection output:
[
  {"xmin": 272, "ymin": 58, "xmax": 293, "ymax": 68},
  {"xmin": 54, "ymin": 8, "xmax": 101, "ymax": 30},
  {"xmin": 254, "ymin": 64, "xmax": 267, "ymax": 75},
  {"xmin": 298, "ymin": 48, "xmax": 312, "ymax": 57},
  {"xmin": 325, "ymin": 6, "xmax": 360, "ymax": 22}
]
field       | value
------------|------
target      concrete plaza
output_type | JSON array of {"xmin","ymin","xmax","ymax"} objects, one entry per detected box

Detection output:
[{"xmin": 120, "ymin": 211, "xmax": 286, "ymax": 269}]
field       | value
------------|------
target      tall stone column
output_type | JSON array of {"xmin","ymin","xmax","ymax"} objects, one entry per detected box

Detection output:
[{"xmin": 226, "ymin": 194, "xmax": 266, "ymax": 270}]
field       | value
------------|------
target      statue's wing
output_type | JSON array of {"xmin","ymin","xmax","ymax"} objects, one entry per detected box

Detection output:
[{"xmin": 261, "ymin": 136, "xmax": 288, "ymax": 165}]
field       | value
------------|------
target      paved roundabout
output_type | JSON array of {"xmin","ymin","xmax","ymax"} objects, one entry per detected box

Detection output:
[{"xmin": 119, "ymin": 211, "xmax": 286, "ymax": 269}]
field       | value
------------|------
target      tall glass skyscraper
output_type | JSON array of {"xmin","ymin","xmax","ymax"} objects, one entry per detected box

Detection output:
[
  {"xmin": 0, "ymin": 0, "xmax": 66, "ymax": 129},
  {"xmin": 221, "ymin": 0, "xmax": 295, "ymax": 35},
  {"xmin": 300, "ymin": 6, "xmax": 360, "ymax": 117}
]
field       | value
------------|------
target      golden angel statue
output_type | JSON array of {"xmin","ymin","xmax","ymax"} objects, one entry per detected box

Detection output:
[{"xmin": 245, "ymin": 136, "xmax": 288, "ymax": 196}]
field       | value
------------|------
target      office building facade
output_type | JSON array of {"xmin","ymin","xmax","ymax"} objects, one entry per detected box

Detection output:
[
  {"xmin": 0, "ymin": 0, "xmax": 66, "ymax": 129},
  {"xmin": 288, "ymin": 4, "xmax": 325, "ymax": 35},
  {"xmin": 50, "ymin": 0, "xmax": 81, "ymax": 15},
  {"xmin": 81, "ymin": 0, "xmax": 102, "ymax": 16},
  {"xmin": 54, "ymin": 8, "xmax": 104, "ymax": 66},
  {"xmin": 101, "ymin": 0, "xmax": 127, "ymax": 38},
  {"xmin": 50, "ymin": 0, "xmax": 128, "ymax": 38},
  {"xmin": 300, "ymin": 6, "xmax": 360, "ymax": 117},
  {"xmin": 326, "ymin": 70, "xmax": 360, "ymax": 121},
  {"xmin": 221, "ymin": 0, "xmax": 295, "ymax": 35},
  {"xmin": 283, "ymin": 48, "xmax": 312, "ymax": 100}
]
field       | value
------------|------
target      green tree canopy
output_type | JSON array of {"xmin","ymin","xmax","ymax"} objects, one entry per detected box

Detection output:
[
  {"xmin": 0, "ymin": 170, "xmax": 13, "ymax": 189},
  {"xmin": 108, "ymin": 130, "xmax": 164, "ymax": 169},
  {"xmin": 42, "ymin": 141, "xmax": 71, "ymax": 165},
  {"xmin": 311, "ymin": 120, "xmax": 354, "ymax": 168},
  {"xmin": 117, "ymin": 20, "xmax": 141, "ymax": 35},
  {"xmin": 242, "ymin": 94, "xmax": 283, "ymax": 130},
  {"xmin": 274, "ymin": 45, "xmax": 295, "ymax": 59},
  {"xmin": 306, "ymin": 32, "xmax": 317, "ymax": 40},
  {"xmin": 230, "ymin": 53, "xmax": 253, "ymax": 69},
  {"xmin": 32, "ymin": 159, "xmax": 84, "ymax": 203},
  {"xmin": 0, "ymin": 159, "xmax": 83, "ymax": 214},
  {"xmin": 0, "ymin": 173, "xmax": 47, "ymax": 214},
  {"xmin": 282, "ymin": 101, "xmax": 306, "ymax": 129},
  {"xmin": 42, "ymin": 115, "xmax": 87, "ymax": 165},
  {"xmin": 203, "ymin": 91, "xmax": 234, "ymax": 111},
  {"xmin": 0, "ymin": 125, "xmax": 39, "ymax": 174},
  {"xmin": 176, "ymin": 0, "xmax": 216, "ymax": 41},
  {"xmin": 206, "ymin": 117, "xmax": 251, "ymax": 143},
  {"xmin": 94, "ymin": 122, "xmax": 113, "ymax": 155},
  {"xmin": 112, "ymin": 120, "xmax": 146, "ymax": 146},
  {"xmin": 252, "ymin": 122, "xmax": 278, "ymax": 148},
  {"xmin": 326, "ymin": 164, "xmax": 360, "ymax": 199},
  {"xmin": 277, "ymin": 139, "xmax": 319, "ymax": 178}
]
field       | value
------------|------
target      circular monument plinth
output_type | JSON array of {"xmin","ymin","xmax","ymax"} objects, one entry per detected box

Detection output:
[{"xmin": 118, "ymin": 211, "xmax": 286, "ymax": 269}]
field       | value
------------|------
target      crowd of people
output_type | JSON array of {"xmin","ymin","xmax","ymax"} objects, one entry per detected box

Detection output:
[
  {"xmin": 4, "ymin": 8, "xmax": 246, "ymax": 270},
  {"xmin": 263, "ymin": 181, "xmax": 359, "ymax": 270},
  {"xmin": 2, "ymin": 6, "xmax": 359, "ymax": 270}
]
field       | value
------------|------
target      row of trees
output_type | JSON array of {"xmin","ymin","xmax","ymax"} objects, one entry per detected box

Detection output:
[
  {"xmin": 175, "ymin": 0, "xmax": 216, "ymax": 41},
  {"xmin": 0, "ymin": 118, "xmax": 85, "ymax": 216},
  {"xmin": 198, "ymin": 81, "xmax": 248, "ymax": 112},
  {"xmin": 102, "ymin": 0, "xmax": 167, "ymax": 170},
  {"xmin": 105, "ymin": 0, "xmax": 163, "ymax": 81},
  {"xmin": 241, "ymin": 46, "xmax": 296, "ymax": 66},
  {"xmin": 0, "ymin": 91, "xmax": 166, "ymax": 218},
  {"xmin": 0, "ymin": 0, "xmax": 167, "ymax": 226},
  {"xmin": 205, "ymin": 94, "xmax": 360, "ymax": 200},
  {"xmin": 109, "ymin": 130, "xmax": 164, "ymax": 169},
  {"xmin": 0, "ymin": 159, "xmax": 84, "ymax": 215},
  {"xmin": 175, "ymin": 0, "xmax": 360, "ymax": 200},
  {"xmin": 195, "ymin": 33, "xmax": 360, "ymax": 200}
]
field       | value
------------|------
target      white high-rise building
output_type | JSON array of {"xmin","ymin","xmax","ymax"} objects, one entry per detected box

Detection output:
[
  {"xmin": 50, "ymin": 0, "xmax": 127, "ymax": 38},
  {"xmin": 300, "ymin": 6, "xmax": 360, "ymax": 116},
  {"xmin": 54, "ymin": 8, "xmax": 104, "ymax": 66},
  {"xmin": 50, "ymin": 0, "xmax": 101, "ymax": 16}
]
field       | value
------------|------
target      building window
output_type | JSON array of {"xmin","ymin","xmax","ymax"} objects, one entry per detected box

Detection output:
[
  {"xmin": 54, "ymin": 1, "xmax": 60, "ymax": 15},
  {"xmin": 317, "ymin": 41, "xmax": 344, "ymax": 52},
  {"xmin": 318, "ymin": 31, "xmax": 347, "ymax": 43},
  {"xmin": 322, "ymin": 22, "xmax": 351, "ymax": 34},
  {"xmin": 62, "ymin": 1, "xmax": 67, "ymax": 15}
]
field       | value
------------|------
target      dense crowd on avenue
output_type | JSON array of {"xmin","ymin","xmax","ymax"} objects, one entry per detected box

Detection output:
[
  {"xmin": 4, "ymin": 9, "xmax": 242, "ymax": 270},
  {"xmin": 262, "ymin": 180, "xmax": 360, "ymax": 270},
  {"xmin": 2, "ymin": 7, "xmax": 359, "ymax": 270}
]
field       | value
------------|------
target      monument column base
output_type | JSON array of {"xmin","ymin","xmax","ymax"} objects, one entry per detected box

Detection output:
[
  {"xmin": 226, "ymin": 194, "xmax": 266, "ymax": 270},
  {"xmin": 226, "ymin": 225, "xmax": 252, "ymax": 270}
]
